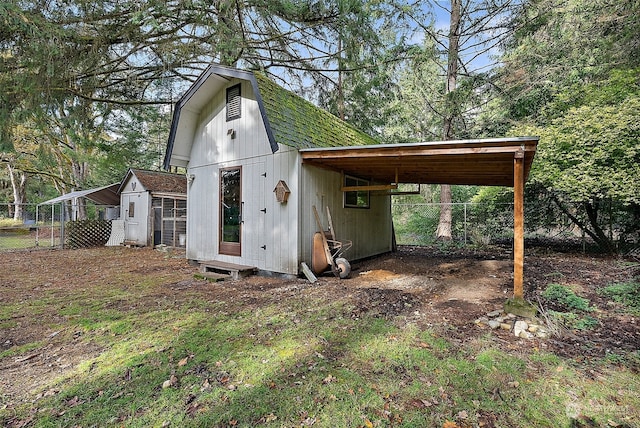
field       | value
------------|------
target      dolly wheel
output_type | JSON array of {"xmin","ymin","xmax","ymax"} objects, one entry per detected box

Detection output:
[{"xmin": 335, "ymin": 258, "xmax": 351, "ymax": 279}]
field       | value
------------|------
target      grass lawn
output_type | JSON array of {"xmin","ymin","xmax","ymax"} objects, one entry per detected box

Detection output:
[{"xmin": 0, "ymin": 247, "xmax": 638, "ymax": 428}]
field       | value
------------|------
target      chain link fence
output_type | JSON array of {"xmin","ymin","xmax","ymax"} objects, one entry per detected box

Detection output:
[
  {"xmin": 392, "ymin": 202, "xmax": 589, "ymax": 248},
  {"xmin": 2, "ymin": 200, "xmax": 634, "ymax": 253},
  {"xmin": 0, "ymin": 202, "xmax": 118, "ymax": 251}
]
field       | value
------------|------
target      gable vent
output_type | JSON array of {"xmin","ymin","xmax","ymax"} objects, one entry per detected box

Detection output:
[{"xmin": 226, "ymin": 84, "xmax": 241, "ymax": 121}]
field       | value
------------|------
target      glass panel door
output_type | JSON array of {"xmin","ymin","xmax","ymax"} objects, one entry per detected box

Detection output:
[{"xmin": 219, "ymin": 167, "xmax": 241, "ymax": 256}]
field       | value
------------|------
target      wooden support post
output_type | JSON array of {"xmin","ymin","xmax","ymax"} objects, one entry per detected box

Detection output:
[{"xmin": 513, "ymin": 151, "xmax": 525, "ymax": 299}]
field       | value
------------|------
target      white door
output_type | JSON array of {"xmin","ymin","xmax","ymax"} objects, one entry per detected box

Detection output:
[
  {"xmin": 123, "ymin": 194, "xmax": 144, "ymax": 245},
  {"xmin": 243, "ymin": 162, "xmax": 267, "ymax": 265}
]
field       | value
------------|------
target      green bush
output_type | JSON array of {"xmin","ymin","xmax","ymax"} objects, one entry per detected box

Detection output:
[
  {"xmin": 600, "ymin": 280, "xmax": 640, "ymax": 315},
  {"xmin": 549, "ymin": 311, "xmax": 599, "ymax": 330},
  {"xmin": 542, "ymin": 283, "xmax": 592, "ymax": 312}
]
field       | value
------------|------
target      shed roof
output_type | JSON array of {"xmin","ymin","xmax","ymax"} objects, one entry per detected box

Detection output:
[
  {"xmin": 118, "ymin": 169, "xmax": 186, "ymax": 195},
  {"xmin": 39, "ymin": 183, "xmax": 120, "ymax": 206},
  {"xmin": 253, "ymin": 74, "xmax": 378, "ymax": 150},
  {"xmin": 301, "ymin": 137, "xmax": 539, "ymax": 187}
]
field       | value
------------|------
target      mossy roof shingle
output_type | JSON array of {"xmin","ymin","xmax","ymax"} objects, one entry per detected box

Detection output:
[{"xmin": 254, "ymin": 73, "xmax": 379, "ymax": 150}]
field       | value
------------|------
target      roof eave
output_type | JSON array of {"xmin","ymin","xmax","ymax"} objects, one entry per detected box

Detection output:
[{"xmin": 163, "ymin": 65, "xmax": 279, "ymax": 170}]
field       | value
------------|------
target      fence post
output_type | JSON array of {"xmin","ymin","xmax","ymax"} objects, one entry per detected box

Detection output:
[
  {"xmin": 464, "ymin": 203, "xmax": 467, "ymax": 245},
  {"xmin": 60, "ymin": 202, "xmax": 65, "ymax": 249}
]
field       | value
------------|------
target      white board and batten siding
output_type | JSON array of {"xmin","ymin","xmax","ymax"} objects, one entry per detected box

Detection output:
[
  {"xmin": 298, "ymin": 164, "xmax": 393, "ymax": 265},
  {"xmin": 185, "ymin": 78, "xmax": 300, "ymax": 274}
]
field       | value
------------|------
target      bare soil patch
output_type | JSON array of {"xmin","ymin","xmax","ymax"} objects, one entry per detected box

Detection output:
[{"xmin": 1, "ymin": 245, "xmax": 638, "ymax": 405}]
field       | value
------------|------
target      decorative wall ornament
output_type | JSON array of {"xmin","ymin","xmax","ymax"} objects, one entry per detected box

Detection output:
[{"xmin": 273, "ymin": 180, "xmax": 291, "ymax": 203}]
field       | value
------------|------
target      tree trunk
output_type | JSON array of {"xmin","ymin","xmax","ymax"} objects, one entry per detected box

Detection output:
[
  {"xmin": 436, "ymin": 0, "xmax": 461, "ymax": 242},
  {"xmin": 584, "ymin": 200, "xmax": 616, "ymax": 254},
  {"xmin": 70, "ymin": 158, "xmax": 89, "ymax": 220},
  {"xmin": 550, "ymin": 194, "xmax": 616, "ymax": 254},
  {"xmin": 7, "ymin": 163, "xmax": 27, "ymax": 222}
]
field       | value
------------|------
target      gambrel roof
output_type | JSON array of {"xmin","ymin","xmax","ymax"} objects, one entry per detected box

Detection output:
[
  {"xmin": 164, "ymin": 64, "xmax": 378, "ymax": 169},
  {"xmin": 253, "ymin": 73, "xmax": 378, "ymax": 150}
]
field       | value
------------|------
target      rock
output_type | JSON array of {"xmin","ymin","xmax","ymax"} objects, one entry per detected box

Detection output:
[
  {"xmin": 528, "ymin": 324, "xmax": 539, "ymax": 333},
  {"xmin": 488, "ymin": 320, "xmax": 502, "ymax": 329},
  {"xmin": 475, "ymin": 317, "xmax": 489, "ymax": 325},
  {"xmin": 513, "ymin": 320, "xmax": 529, "ymax": 337},
  {"xmin": 504, "ymin": 298, "xmax": 538, "ymax": 318},
  {"xmin": 536, "ymin": 329, "xmax": 550, "ymax": 339},
  {"xmin": 487, "ymin": 310, "xmax": 502, "ymax": 317},
  {"xmin": 518, "ymin": 330, "xmax": 533, "ymax": 339},
  {"xmin": 494, "ymin": 316, "xmax": 505, "ymax": 323},
  {"xmin": 500, "ymin": 323, "xmax": 512, "ymax": 330}
]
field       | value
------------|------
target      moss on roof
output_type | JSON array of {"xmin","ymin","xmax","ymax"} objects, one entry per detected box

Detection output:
[
  {"xmin": 130, "ymin": 169, "xmax": 186, "ymax": 194},
  {"xmin": 254, "ymin": 73, "xmax": 379, "ymax": 150}
]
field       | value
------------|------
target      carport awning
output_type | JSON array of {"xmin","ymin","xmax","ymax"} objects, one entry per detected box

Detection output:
[
  {"xmin": 302, "ymin": 136, "xmax": 539, "ymax": 300},
  {"xmin": 300, "ymin": 137, "xmax": 538, "ymax": 187},
  {"xmin": 39, "ymin": 183, "xmax": 120, "ymax": 206}
]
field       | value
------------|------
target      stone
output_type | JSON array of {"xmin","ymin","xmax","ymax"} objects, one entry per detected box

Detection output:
[
  {"xmin": 528, "ymin": 324, "xmax": 539, "ymax": 333},
  {"xmin": 500, "ymin": 323, "xmax": 512, "ymax": 330},
  {"xmin": 513, "ymin": 320, "xmax": 529, "ymax": 337},
  {"xmin": 487, "ymin": 310, "xmax": 502, "ymax": 317},
  {"xmin": 504, "ymin": 298, "xmax": 538, "ymax": 318},
  {"xmin": 488, "ymin": 320, "xmax": 501, "ymax": 329},
  {"xmin": 518, "ymin": 330, "xmax": 533, "ymax": 339},
  {"xmin": 475, "ymin": 317, "xmax": 489, "ymax": 326}
]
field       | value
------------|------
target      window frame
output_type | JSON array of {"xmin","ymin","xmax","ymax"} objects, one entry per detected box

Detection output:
[{"xmin": 343, "ymin": 175, "xmax": 371, "ymax": 209}]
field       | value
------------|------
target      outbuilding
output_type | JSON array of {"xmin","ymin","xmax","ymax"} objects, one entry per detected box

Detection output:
[
  {"xmin": 118, "ymin": 169, "xmax": 187, "ymax": 247},
  {"xmin": 164, "ymin": 65, "xmax": 537, "ymax": 295}
]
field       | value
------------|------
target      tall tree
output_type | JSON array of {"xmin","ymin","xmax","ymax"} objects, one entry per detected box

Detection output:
[
  {"xmin": 493, "ymin": 0, "xmax": 640, "ymax": 252},
  {"xmin": 435, "ymin": 0, "xmax": 462, "ymax": 241},
  {"xmin": 390, "ymin": 0, "xmax": 524, "ymax": 240},
  {"xmin": 1, "ymin": 0, "xmax": 411, "ymax": 200}
]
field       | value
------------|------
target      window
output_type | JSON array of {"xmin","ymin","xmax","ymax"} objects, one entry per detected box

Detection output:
[
  {"xmin": 128, "ymin": 202, "xmax": 135, "ymax": 217},
  {"xmin": 344, "ymin": 175, "xmax": 370, "ymax": 209},
  {"xmin": 220, "ymin": 167, "xmax": 242, "ymax": 256},
  {"xmin": 226, "ymin": 84, "xmax": 241, "ymax": 121}
]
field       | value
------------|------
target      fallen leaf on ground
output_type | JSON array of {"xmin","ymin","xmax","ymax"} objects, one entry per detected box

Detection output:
[
  {"xmin": 322, "ymin": 374, "xmax": 336, "ymax": 384},
  {"xmin": 162, "ymin": 374, "xmax": 178, "ymax": 389}
]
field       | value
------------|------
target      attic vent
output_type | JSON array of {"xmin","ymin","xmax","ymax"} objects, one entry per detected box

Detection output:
[{"xmin": 226, "ymin": 84, "xmax": 241, "ymax": 121}]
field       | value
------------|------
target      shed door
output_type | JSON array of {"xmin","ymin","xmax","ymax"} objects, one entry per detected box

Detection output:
[
  {"xmin": 123, "ymin": 194, "xmax": 144, "ymax": 245},
  {"xmin": 219, "ymin": 167, "xmax": 242, "ymax": 256}
]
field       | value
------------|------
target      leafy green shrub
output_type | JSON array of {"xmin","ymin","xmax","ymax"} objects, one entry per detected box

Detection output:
[
  {"xmin": 548, "ymin": 311, "xmax": 599, "ymax": 331},
  {"xmin": 600, "ymin": 280, "xmax": 640, "ymax": 315},
  {"xmin": 542, "ymin": 283, "xmax": 592, "ymax": 311}
]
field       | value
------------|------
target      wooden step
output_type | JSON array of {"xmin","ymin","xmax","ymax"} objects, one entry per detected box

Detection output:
[
  {"xmin": 194, "ymin": 272, "xmax": 230, "ymax": 282},
  {"xmin": 199, "ymin": 260, "xmax": 257, "ymax": 280}
]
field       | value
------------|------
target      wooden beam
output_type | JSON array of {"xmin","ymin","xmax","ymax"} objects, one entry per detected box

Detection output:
[
  {"xmin": 341, "ymin": 183, "xmax": 398, "ymax": 192},
  {"xmin": 301, "ymin": 145, "xmax": 533, "ymax": 160},
  {"xmin": 513, "ymin": 153, "xmax": 525, "ymax": 299}
]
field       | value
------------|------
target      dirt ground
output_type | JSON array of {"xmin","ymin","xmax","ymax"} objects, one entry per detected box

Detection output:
[{"xmin": 1, "ymin": 244, "xmax": 639, "ymax": 406}]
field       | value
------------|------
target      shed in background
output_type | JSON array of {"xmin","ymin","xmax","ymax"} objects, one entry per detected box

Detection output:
[{"xmin": 118, "ymin": 169, "xmax": 187, "ymax": 247}]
